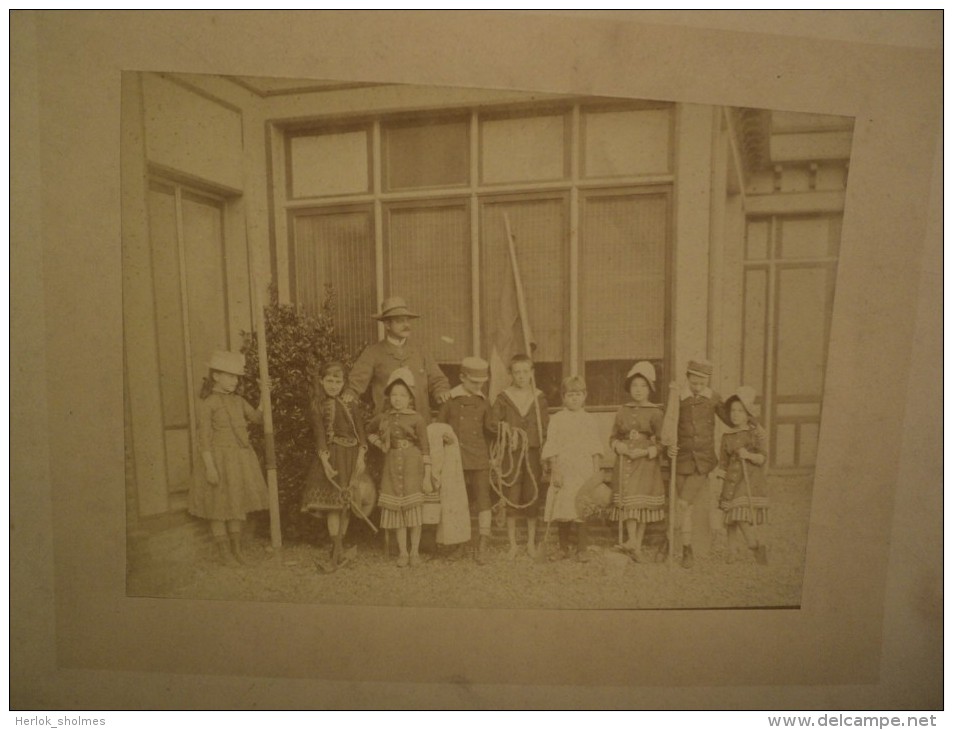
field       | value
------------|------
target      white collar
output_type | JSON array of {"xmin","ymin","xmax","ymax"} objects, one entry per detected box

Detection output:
[
  {"xmin": 681, "ymin": 385, "xmax": 713, "ymax": 400},
  {"xmin": 386, "ymin": 334, "xmax": 407, "ymax": 347},
  {"xmin": 450, "ymin": 384, "xmax": 485, "ymax": 399},
  {"xmin": 724, "ymin": 423, "xmax": 755, "ymax": 434},
  {"xmin": 503, "ymin": 386, "xmax": 542, "ymax": 416}
]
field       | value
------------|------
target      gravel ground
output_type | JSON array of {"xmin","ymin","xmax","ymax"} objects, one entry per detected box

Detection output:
[{"xmin": 128, "ymin": 474, "xmax": 811, "ymax": 609}]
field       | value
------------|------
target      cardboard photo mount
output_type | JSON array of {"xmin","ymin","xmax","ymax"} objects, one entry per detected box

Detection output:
[{"xmin": 11, "ymin": 11, "xmax": 942, "ymax": 709}]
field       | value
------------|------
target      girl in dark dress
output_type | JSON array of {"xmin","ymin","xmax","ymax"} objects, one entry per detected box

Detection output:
[{"xmin": 301, "ymin": 361, "xmax": 368, "ymax": 569}]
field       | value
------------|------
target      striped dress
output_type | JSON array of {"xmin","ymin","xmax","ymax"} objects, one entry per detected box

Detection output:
[
  {"xmin": 718, "ymin": 425, "xmax": 769, "ymax": 525},
  {"xmin": 368, "ymin": 409, "xmax": 430, "ymax": 529}
]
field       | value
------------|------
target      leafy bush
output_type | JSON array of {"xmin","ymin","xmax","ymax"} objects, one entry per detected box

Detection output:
[{"xmin": 240, "ymin": 285, "xmax": 366, "ymax": 543}]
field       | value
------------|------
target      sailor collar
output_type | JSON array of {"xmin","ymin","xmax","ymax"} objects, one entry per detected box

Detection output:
[
  {"xmin": 723, "ymin": 423, "xmax": 756, "ymax": 435},
  {"xmin": 502, "ymin": 386, "xmax": 543, "ymax": 416}
]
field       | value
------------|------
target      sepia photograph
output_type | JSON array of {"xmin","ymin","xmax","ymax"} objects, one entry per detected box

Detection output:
[
  {"xmin": 123, "ymin": 72, "xmax": 852, "ymax": 611},
  {"xmin": 12, "ymin": 10, "xmax": 941, "ymax": 710}
]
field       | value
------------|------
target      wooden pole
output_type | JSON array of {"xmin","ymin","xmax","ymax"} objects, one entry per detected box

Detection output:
[
  {"xmin": 502, "ymin": 213, "xmax": 545, "ymax": 445},
  {"xmin": 660, "ymin": 381, "xmax": 681, "ymax": 566},
  {"xmin": 250, "ymin": 265, "xmax": 282, "ymax": 551}
]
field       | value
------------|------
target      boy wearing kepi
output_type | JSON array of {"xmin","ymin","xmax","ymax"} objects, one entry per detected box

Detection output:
[
  {"xmin": 667, "ymin": 357, "xmax": 727, "ymax": 569},
  {"xmin": 437, "ymin": 356, "xmax": 495, "ymax": 565}
]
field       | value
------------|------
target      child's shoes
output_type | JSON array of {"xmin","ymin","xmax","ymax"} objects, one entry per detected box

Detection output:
[
  {"xmin": 409, "ymin": 553, "xmax": 422, "ymax": 568},
  {"xmin": 216, "ymin": 537, "xmax": 238, "ymax": 566},
  {"xmin": 548, "ymin": 548, "xmax": 569, "ymax": 562},
  {"xmin": 396, "ymin": 554, "xmax": 410, "ymax": 568}
]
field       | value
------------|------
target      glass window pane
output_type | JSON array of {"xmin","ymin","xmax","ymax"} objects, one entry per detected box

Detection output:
[
  {"xmin": 291, "ymin": 130, "xmax": 369, "ymax": 198},
  {"xmin": 581, "ymin": 191, "xmax": 668, "ymax": 406},
  {"xmin": 294, "ymin": 208, "xmax": 377, "ymax": 358},
  {"xmin": 481, "ymin": 114, "xmax": 566, "ymax": 184},
  {"xmin": 775, "ymin": 267, "xmax": 833, "ymax": 398},
  {"xmin": 481, "ymin": 197, "xmax": 567, "ymax": 404},
  {"xmin": 742, "ymin": 268, "xmax": 768, "ymax": 398},
  {"xmin": 799, "ymin": 422, "xmax": 819, "ymax": 467},
  {"xmin": 746, "ymin": 219, "xmax": 770, "ymax": 260},
  {"xmin": 583, "ymin": 108, "xmax": 671, "ymax": 177},
  {"xmin": 147, "ymin": 184, "xmax": 189, "ymax": 428},
  {"xmin": 780, "ymin": 216, "xmax": 834, "ymax": 258},
  {"xmin": 775, "ymin": 402, "xmax": 820, "ymax": 418},
  {"xmin": 774, "ymin": 423, "xmax": 797, "ymax": 467},
  {"xmin": 384, "ymin": 119, "xmax": 468, "ymax": 190},
  {"xmin": 387, "ymin": 202, "xmax": 471, "ymax": 364}
]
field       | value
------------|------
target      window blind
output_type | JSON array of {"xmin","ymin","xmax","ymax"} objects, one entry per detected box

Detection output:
[
  {"xmin": 386, "ymin": 202, "xmax": 471, "ymax": 364},
  {"xmin": 294, "ymin": 208, "xmax": 377, "ymax": 358}
]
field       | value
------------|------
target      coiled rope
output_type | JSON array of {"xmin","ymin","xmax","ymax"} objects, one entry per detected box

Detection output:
[{"xmin": 489, "ymin": 422, "xmax": 540, "ymax": 521}]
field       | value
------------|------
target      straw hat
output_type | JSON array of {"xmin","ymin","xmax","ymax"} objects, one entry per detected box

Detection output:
[
  {"xmin": 460, "ymin": 356, "xmax": 489, "ymax": 382},
  {"xmin": 207, "ymin": 350, "xmax": 245, "ymax": 376},
  {"xmin": 371, "ymin": 296, "xmax": 420, "ymax": 321}
]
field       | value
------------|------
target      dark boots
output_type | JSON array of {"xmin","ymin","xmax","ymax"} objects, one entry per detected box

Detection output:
[
  {"xmin": 752, "ymin": 543, "xmax": 769, "ymax": 565},
  {"xmin": 229, "ymin": 533, "xmax": 247, "ymax": 565},
  {"xmin": 681, "ymin": 544, "xmax": 694, "ymax": 569},
  {"xmin": 331, "ymin": 533, "xmax": 346, "ymax": 567},
  {"xmin": 216, "ymin": 536, "xmax": 238, "ymax": 566},
  {"xmin": 474, "ymin": 534, "xmax": 489, "ymax": 565},
  {"xmin": 576, "ymin": 523, "xmax": 590, "ymax": 563}
]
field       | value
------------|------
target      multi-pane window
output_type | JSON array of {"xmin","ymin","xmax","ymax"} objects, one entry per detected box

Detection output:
[
  {"xmin": 743, "ymin": 214, "xmax": 840, "ymax": 469},
  {"xmin": 282, "ymin": 102, "xmax": 673, "ymax": 408}
]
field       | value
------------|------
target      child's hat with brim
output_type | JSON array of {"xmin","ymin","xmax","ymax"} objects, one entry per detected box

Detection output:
[
  {"xmin": 385, "ymin": 366, "xmax": 416, "ymax": 393},
  {"xmin": 460, "ymin": 356, "xmax": 489, "ymax": 382},
  {"xmin": 686, "ymin": 357, "xmax": 713, "ymax": 377},
  {"xmin": 207, "ymin": 350, "xmax": 245, "ymax": 376},
  {"xmin": 371, "ymin": 296, "xmax": 420, "ymax": 321},
  {"xmin": 625, "ymin": 361, "xmax": 656, "ymax": 389},
  {"xmin": 727, "ymin": 385, "xmax": 757, "ymax": 417}
]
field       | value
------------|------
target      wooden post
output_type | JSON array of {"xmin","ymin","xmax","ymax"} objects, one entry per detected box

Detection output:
[{"xmin": 250, "ymin": 264, "xmax": 282, "ymax": 552}]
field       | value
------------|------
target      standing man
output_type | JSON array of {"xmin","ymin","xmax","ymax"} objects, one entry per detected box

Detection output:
[{"xmin": 343, "ymin": 296, "xmax": 451, "ymax": 422}]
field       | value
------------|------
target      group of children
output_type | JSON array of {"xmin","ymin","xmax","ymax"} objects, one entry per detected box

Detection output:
[{"xmin": 188, "ymin": 349, "xmax": 770, "ymax": 571}]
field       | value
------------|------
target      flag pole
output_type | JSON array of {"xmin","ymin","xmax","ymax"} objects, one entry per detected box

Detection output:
[
  {"xmin": 502, "ymin": 213, "xmax": 545, "ymax": 447},
  {"xmin": 250, "ymin": 255, "xmax": 283, "ymax": 553}
]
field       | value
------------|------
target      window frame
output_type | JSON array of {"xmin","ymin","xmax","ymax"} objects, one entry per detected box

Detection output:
[{"xmin": 277, "ymin": 100, "xmax": 677, "ymax": 408}]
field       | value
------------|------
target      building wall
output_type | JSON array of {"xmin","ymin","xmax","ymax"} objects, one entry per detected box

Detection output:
[{"xmin": 122, "ymin": 72, "xmax": 265, "ymax": 546}]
